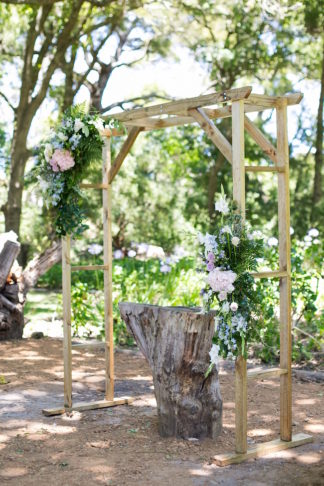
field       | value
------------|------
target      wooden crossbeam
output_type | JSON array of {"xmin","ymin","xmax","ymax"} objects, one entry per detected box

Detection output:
[
  {"xmin": 247, "ymin": 367, "xmax": 287, "ymax": 380},
  {"xmin": 108, "ymin": 127, "xmax": 142, "ymax": 183},
  {"xmin": 245, "ymin": 92, "xmax": 303, "ymax": 108},
  {"xmin": 42, "ymin": 397, "xmax": 135, "ymax": 417},
  {"xmin": 244, "ymin": 116, "xmax": 278, "ymax": 165},
  {"xmin": 108, "ymin": 86, "xmax": 252, "ymax": 122},
  {"xmin": 245, "ymin": 166, "xmax": 285, "ymax": 173},
  {"xmin": 213, "ymin": 433, "xmax": 313, "ymax": 467},
  {"xmin": 252, "ymin": 270, "xmax": 287, "ymax": 278},
  {"xmin": 189, "ymin": 107, "xmax": 232, "ymax": 164},
  {"xmin": 71, "ymin": 265, "xmax": 109, "ymax": 271}
]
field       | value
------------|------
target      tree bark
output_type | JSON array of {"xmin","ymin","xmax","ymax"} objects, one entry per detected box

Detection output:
[
  {"xmin": 311, "ymin": 41, "xmax": 324, "ymax": 222},
  {"xmin": 119, "ymin": 303, "xmax": 222, "ymax": 439},
  {"xmin": 22, "ymin": 239, "xmax": 62, "ymax": 293}
]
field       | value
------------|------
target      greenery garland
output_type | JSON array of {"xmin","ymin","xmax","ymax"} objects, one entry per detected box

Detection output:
[
  {"xmin": 34, "ymin": 105, "xmax": 122, "ymax": 237},
  {"xmin": 198, "ymin": 188, "xmax": 264, "ymax": 374}
]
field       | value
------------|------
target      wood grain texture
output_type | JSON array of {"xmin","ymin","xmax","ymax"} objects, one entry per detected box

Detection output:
[
  {"xmin": 108, "ymin": 86, "xmax": 252, "ymax": 122},
  {"xmin": 214, "ymin": 433, "xmax": 313, "ymax": 466},
  {"xmin": 103, "ymin": 138, "xmax": 114, "ymax": 401},
  {"xmin": 276, "ymin": 99, "xmax": 292, "ymax": 441},
  {"xmin": 189, "ymin": 107, "xmax": 232, "ymax": 164},
  {"xmin": 108, "ymin": 127, "xmax": 142, "ymax": 183},
  {"xmin": 71, "ymin": 265, "xmax": 109, "ymax": 271},
  {"xmin": 42, "ymin": 397, "xmax": 134, "ymax": 416},
  {"xmin": 0, "ymin": 240, "xmax": 20, "ymax": 289},
  {"xmin": 119, "ymin": 303, "xmax": 223, "ymax": 439},
  {"xmin": 232, "ymin": 99, "xmax": 247, "ymax": 454},
  {"xmin": 247, "ymin": 367, "xmax": 287, "ymax": 380},
  {"xmin": 62, "ymin": 235, "xmax": 72, "ymax": 409}
]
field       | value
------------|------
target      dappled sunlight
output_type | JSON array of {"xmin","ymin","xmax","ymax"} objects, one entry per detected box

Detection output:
[
  {"xmin": 296, "ymin": 398, "xmax": 317, "ymax": 405},
  {"xmin": 305, "ymin": 423, "xmax": 324, "ymax": 434},
  {"xmin": 0, "ymin": 467, "xmax": 29, "ymax": 479},
  {"xmin": 249, "ymin": 428, "xmax": 273, "ymax": 437}
]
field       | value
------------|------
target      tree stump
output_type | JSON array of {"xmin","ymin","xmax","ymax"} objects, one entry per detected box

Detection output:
[{"xmin": 119, "ymin": 303, "xmax": 222, "ymax": 439}]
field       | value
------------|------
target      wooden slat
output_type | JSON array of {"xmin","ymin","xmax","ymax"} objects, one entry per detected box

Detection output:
[
  {"xmin": 244, "ymin": 116, "xmax": 278, "ymax": 165},
  {"xmin": 232, "ymin": 99, "xmax": 247, "ymax": 455},
  {"xmin": 252, "ymin": 270, "xmax": 287, "ymax": 279},
  {"xmin": 79, "ymin": 183, "xmax": 108, "ymax": 189},
  {"xmin": 71, "ymin": 265, "xmax": 109, "ymax": 271},
  {"xmin": 42, "ymin": 397, "xmax": 135, "ymax": 417},
  {"xmin": 245, "ymin": 166, "xmax": 285, "ymax": 173},
  {"xmin": 124, "ymin": 104, "xmax": 274, "ymax": 131},
  {"xmin": 108, "ymin": 127, "xmax": 141, "ymax": 183},
  {"xmin": 189, "ymin": 107, "xmax": 232, "ymax": 164},
  {"xmin": 213, "ymin": 433, "xmax": 313, "ymax": 467},
  {"xmin": 103, "ymin": 138, "xmax": 114, "ymax": 401},
  {"xmin": 245, "ymin": 92, "xmax": 303, "ymax": 108},
  {"xmin": 277, "ymin": 99, "xmax": 292, "ymax": 442},
  {"xmin": 247, "ymin": 367, "xmax": 288, "ymax": 380},
  {"xmin": 108, "ymin": 86, "xmax": 252, "ymax": 122},
  {"xmin": 71, "ymin": 342, "xmax": 106, "ymax": 349},
  {"xmin": 62, "ymin": 235, "xmax": 72, "ymax": 409}
]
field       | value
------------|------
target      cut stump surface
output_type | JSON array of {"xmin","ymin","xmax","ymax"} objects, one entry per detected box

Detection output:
[{"xmin": 119, "ymin": 302, "xmax": 222, "ymax": 439}]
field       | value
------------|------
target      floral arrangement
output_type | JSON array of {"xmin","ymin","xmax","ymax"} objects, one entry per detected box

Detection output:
[
  {"xmin": 197, "ymin": 188, "xmax": 264, "ymax": 374},
  {"xmin": 34, "ymin": 105, "xmax": 121, "ymax": 237}
]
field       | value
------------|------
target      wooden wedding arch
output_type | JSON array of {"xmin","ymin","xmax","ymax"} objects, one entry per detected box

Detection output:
[{"xmin": 43, "ymin": 86, "xmax": 312, "ymax": 465}]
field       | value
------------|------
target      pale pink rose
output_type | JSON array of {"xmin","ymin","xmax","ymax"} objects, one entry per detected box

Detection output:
[
  {"xmin": 207, "ymin": 267, "xmax": 237, "ymax": 294},
  {"xmin": 49, "ymin": 149, "xmax": 75, "ymax": 172},
  {"xmin": 219, "ymin": 291, "xmax": 227, "ymax": 301}
]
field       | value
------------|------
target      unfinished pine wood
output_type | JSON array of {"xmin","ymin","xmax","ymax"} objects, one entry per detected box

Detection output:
[
  {"xmin": 247, "ymin": 367, "xmax": 288, "ymax": 380},
  {"xmin": 71, "ymin": 265, "xmax": 109, "ymax": 271},
  {"xmin": 108, "ymin": 127, "xmax": 142, "ymax": 183},
  {"xmin": 62, "ymin": 235, "xmax": 72, "ymax": 409},
  {"xmin": 277, "ymin": 99, "xmax": 292, "ymax": 442},
  {"xmin": 71, "ymin": 341, "xmax": 106, "ymax": 349},
  {"xmin": 109, "ymin": 86, "xmax": 252, "ymax": 122},
  {"xmin": 79, "ymin": 183, "xmax": 109, "ymax": 189},
  {"xmin": 245, "ymin": 92, "xmax": 303, "ymax": 108},
  {"xmin": 251, "ymin": 270, "xmax": 287, "ymax": 278},
  {"xmin": 213, "ymin": 433, "xmax": 313, "ymax": 466},
  {"xmin": 189, "ymin": 107, "xmax": 232, "ymax": 164},
  {"xmin": 244, "ymin": 116, "xmax": 278, "ymax": 164},
  {"xmin": 42, "ymin": 397, "xmax": 135, "ymax": 416},
  {"xmin": 103, "ymin": 137, "xmax": 114, "ymax": 401},
  {"xmin": 232, "ymin": 99, "xmax": 247, "ymax": 454},
  {"xmin": 245, "ymin": 166, "xmax": 285, "ymax": 173}
]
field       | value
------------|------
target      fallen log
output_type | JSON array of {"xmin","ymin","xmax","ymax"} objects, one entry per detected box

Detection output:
[{"xmin": 119, "ymin": 302, "xmax": 222, "ymax": 439}]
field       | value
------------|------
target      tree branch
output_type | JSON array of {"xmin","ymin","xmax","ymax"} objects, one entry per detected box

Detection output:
[
  {"xmin": 0, "ymin": 92, "xmax": 16, "ymax": 112},
  {"xmin": 101, "ymin": 93, "xmax": 173, "ymax": 113}
]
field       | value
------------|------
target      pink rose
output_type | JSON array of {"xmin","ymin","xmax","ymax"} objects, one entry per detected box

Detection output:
[{"xmin": 49, "ymin": 149, "xmax": 75, "ymax": 172}]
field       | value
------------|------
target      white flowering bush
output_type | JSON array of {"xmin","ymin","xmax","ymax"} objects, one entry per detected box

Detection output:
[
  {"xmin": 198, "ymin": 189, "xmax": 264, "ymax": 373},
  {"xmin": 33, "ymin": 105, "xmax": 123, "ymax": 237}
]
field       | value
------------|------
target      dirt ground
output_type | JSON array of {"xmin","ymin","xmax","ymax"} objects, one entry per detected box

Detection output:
[{"xmin": 0, "ymin": 338, "xmax": 323, "ymax": 486}]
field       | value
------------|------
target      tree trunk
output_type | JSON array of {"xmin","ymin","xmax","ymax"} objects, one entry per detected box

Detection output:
[
  {"xmin": 119, "ymin": 303, "xmax": 222, "ymax": 439},
  {"xmin": 0, "ymin": 238, "xmax": 25, "ymax": 340},
  {"xmin": 311, "ymin": 42, "xmax": 324, "ymax": 222}
]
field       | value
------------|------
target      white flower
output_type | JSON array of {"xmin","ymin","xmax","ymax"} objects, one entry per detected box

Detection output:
[
  {"xmin": 89, "ymin": 118, "xmax": 105, "ymax": 133},
  {"xmin": 251, "ymin": 230, "xmax": 263, "ymax": 240},
  {"xmin": 230, "ymin": 302, "xmax": 238, "ymax": 312},
  {"xmin": 114, "ymin": 249, "xmax": 124, "ymax": 259},
  {"xmin": 290, "ymin": 227, "xmax": 294, "ymax": 235},
  {"xmin": 219, "ymin": 291, "xmax": 227, "ymax": 301},
  {"xmin": 231, "ymin": 236, "xmax": 240, "ymax": 247},
  {"xmin": 209, "ymin": 343, "xmax": 220, "ymax": 366},
  {"xmin": 38, "ymin": 176, "xmax": 49, "ymax": 192},
  {"xmin": 222, "ymin": 302, "xmax": 230, "ymax": 313},
  {"xmin": 222, "ymin": 225, "xmax": 232, "ymax": 234},
  {"xmin": 74, "ymin": 119, "xmax": 85, "ymax": 133},
  {"xmin": 114, "ymin": 265, "xmax": 123, "ymax": 275},
  {"xmin": 313, "ymin": 238, "xmax": 320, "ymax": 244},
  {"xmin": 308, "ymin": 228, "xmax": 319, "ymax": 238},
  {"xmin": 232, "ymin": 314, "xmax": 247, "ymax": 331},
  {"xmin": 215, "ymin": 196, "xmax": 229, "ymax": 214},
  {"xmin": 128, "ymin": 249, "xmax": 136, "ymax": 258},
  {"xmin": 44, "ymin": 143, "xmax": 53, "ymax": 162},
  {"xmin": 160, "ymin": 264, "xmax": 171, "ymax": 273},
  {"xmin": 88, "ymin": 243, "xmax": 103, "ymax": 255},
  {"xmin": 267, "ymin": 237, "xmax": 278, "ymax": 247},
  {"xmin": 304, "ymin": 235, "xmax": 312, "ymax": 242},
  {"xmin": 57, "ymin": 132, "xmax": 68, "ymax": 142},
  {"xmin": 214, "ymin": 316, "xmax": 220, "ymax": 331},
  {"xmin": 197, "ymin": 231, "xmax": 205, "ymax": 245}
]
